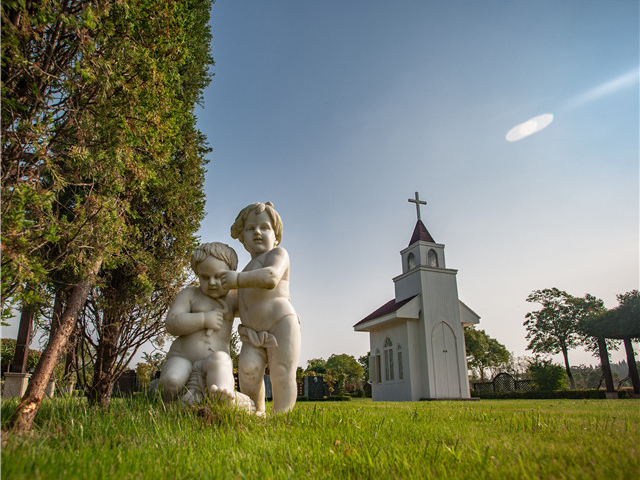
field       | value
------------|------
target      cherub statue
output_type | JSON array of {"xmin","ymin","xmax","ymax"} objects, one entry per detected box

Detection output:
[
  {"xmin": 155, "ymin": 242, "xmax": 253, "ymax": 411},
  {"xmin": 220, "ymin": 202, "xmax": 301, "ymax": 414}
]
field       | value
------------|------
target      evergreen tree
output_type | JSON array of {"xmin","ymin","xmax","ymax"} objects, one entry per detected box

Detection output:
[{"xmin": 3, "ymin": 0, "xmax": 214, "ymax": 430}]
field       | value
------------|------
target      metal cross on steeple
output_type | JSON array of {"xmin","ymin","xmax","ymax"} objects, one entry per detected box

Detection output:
[{"xmin": 408, "ymin": 191, "xmax": 427, "ymax": 221}]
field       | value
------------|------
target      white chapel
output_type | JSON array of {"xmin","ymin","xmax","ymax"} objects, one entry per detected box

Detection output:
[{"xmin": 354, "ymin": 193, "xmax": 480, "ymax": 401}]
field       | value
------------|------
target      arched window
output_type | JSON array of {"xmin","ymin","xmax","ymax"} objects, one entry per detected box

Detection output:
[
  {"xmin": 407, "ymin": 252, "xmax": 416, "ymax": 270},
  {"xmin": 384, "ymin": 337, "xmax": 394, "ymax": 381},
  {"xmin": 397, "ymin": 344, "xmax": 404, "ymax": 380},
  {"xmin": 427, "ymin": 249, "xmax": 438, "ymax": 267}
]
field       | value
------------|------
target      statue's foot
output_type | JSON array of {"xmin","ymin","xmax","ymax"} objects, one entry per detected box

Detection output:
[
  {"xmin": 180, "ymin": 387, "xmax": 203, "ymax": 405},
  {"xmin": 209, "ymin": 385, "xmax": 256, "ymax": 413}
]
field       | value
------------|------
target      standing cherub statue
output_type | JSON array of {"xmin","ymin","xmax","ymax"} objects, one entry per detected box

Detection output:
[
  {"xmin": 155, "ymin": 242, "xmax": 253, "ymax": 411},
  {"xmin": 220, "ymin": 202, "xmax": 301, "ymax": 415}
]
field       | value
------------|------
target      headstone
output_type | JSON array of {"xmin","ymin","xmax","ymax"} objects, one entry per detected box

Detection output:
[
  {"xmin": 114, "ymin": 369, "xmax": 139, "ymax": 396},
  {"xmin": 263, "ymin": 374, "xmax": 273, "ymax": 400},
  {"xmin": 303, "ymin": 375, "xmax": 324, "ymax": 400}
]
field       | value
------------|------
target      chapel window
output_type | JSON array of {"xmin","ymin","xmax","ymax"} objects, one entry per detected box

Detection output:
[
  {"xmin": 428, "ymin": 249, "xmax": 438, "ymax": 267},
  {"xmin": 397, "ymin": 345, "xmax": 404, "ymax": 380},
  {"xmin": 369, "ymin": 353, "xmax": 377, "ymax": 383},
  {"xmin": 384, "ymin": 337, "xmax": 394, "ymax": 381},
  {"xmin": 407, "ymin": 252, "xmax": 416, "ymax": 270}
]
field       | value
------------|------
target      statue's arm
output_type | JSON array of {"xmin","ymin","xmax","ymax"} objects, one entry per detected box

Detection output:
[
  {"xmin": 239, "ymin": 248, "xmax": 289, "ymax": 290},
  {"xmin": 165, "ymin": 288, "xmax": 208, "ymax": 336}
]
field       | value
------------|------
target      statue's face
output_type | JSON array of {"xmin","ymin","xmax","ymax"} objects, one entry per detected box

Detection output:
[
  {"xmin": 197, "ymin": 256, "xmax": 229, "ymax": 298},
  {"xmin": 242, "ymin": 210, "xmax": 276, "ymax": 257}
]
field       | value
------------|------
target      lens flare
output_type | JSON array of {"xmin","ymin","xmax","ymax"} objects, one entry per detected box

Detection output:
[{"xmin": 506, "ymin": 113, "xmax": 554, "ymax": 142}]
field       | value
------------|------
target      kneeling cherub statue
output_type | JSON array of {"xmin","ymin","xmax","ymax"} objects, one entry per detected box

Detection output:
[{"xmin": 154, "ymin": 242, "xmax": 254, "ymax": 412}]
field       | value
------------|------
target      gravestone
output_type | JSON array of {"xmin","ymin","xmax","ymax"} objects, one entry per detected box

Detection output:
[
  {"xmin": 303, "ymin": 375, "xmax": 325, "ymax": 400},
  {"xmin": 263, "ymin": 374, "xmax": 273, "ymax": 400},
  {"xmin": 114, "ymin": 369, "xmax": 139, "ymax": 396}
]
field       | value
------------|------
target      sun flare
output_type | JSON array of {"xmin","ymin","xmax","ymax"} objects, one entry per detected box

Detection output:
[{"xmin": 506, "ymin": 113, "xmax": 554, "ymax": 142}]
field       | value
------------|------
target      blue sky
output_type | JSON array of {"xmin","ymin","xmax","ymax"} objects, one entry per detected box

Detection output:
[
  {"xmin": 6, "ymin": 1, "xmax": 636, "ymax": 371},
  {"xmin": 195, "ymin": 0, "xmax": 638, "ymax": 368}
]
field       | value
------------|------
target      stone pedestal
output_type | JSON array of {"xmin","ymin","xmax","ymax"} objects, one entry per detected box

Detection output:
[
  {"xmin": 2, "ymin": 372, "xmax": 31, "ymax": 398},
  {"xmin": 605, "ymin": 391, "xmax": 618, "ymax": 400}
]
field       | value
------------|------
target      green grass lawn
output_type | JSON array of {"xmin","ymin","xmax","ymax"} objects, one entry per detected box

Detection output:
[{"xmin": 2, "ymin": 396, "xmax": 638, "ymax": 479}]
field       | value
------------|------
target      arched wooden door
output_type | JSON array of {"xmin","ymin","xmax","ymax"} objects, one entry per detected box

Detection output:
[{"xmin": 431, "ymin": 321, "xmax": 461, "ymax": 398}]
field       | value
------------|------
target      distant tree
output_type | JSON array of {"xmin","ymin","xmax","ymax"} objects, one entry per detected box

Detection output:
[
  {"xmin": 569, "ymin": 364, "xmax": 623, "ymax": 390},
  {"xmin": 305, "ymin": 358, "xmax": 328, "ymax": 375},
  {"xmin": 500, "ymin": 355, "xmax": 532, "ymax": 381},
  {"xmin": 136, "ymin": 352, "xmax": 166, "ymax": 391},
  {"xmin": 527, "ymin": 357, "xmax": 567, "ymax": 391},
  {"xmin": 358, "ymin": 353, "xmax": 370, "ymax": 384},
  {"xmin": 326, "ymin": 354, "xmax": 364, "ymax": 394},
  {"xmin": 464, "ymin": 327, "xmax": 510, "ymax": 381},
  {"xmin": 524, "ymin": 288, "xmax": 605, "ymax": 389},
  {"xmin": 581, "ymin": 290, "xmax": 640, "ymax": 394}
]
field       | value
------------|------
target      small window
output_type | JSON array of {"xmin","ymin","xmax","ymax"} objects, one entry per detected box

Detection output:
[
  {"xmin": 397, "ymin": 345, "xmax": 404, "ymax": 380},
  {"xmin": 369, "ymin": 355, "xmax": 376, "ymax": 384},
  {"xmin": 384, "ymin": 337, "xmax": 394, "ymax": 381},
  {"xmin": 428, "ymin": 249, "xmax": 438, "ymax": 267},
  {"xmin": 407, "ymin": 252, "xmax": 416, "ymax": 269}
]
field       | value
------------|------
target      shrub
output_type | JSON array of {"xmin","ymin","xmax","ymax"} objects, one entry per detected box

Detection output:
[{"xmin": 528, "ymin": 358, "xmax": 567, "ymax": 391}]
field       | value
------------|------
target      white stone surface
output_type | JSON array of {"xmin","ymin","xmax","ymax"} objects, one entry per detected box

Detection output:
[
  {"xmin": 2, "ymin": 372, "xmax": 31, "ymax": 399},
  {"xmin": 155, "ymin": 242, "xmax": 254, "ymax": 412},
  {"xmin": 221, "ymin": 202, "xmax": 301, "ymax": 414}
]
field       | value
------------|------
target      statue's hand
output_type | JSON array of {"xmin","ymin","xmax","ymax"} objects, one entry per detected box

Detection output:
[
  {"xmin": 219, "ymin": 271, "xmax": 239, "ymax": 290},
  {"xmin": 203, "ymin": 310, "xmax": 224, "ymax": 332}
]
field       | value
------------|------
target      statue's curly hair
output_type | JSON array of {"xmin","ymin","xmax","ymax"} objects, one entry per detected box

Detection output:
[
  {"xmin": 230, "ymin": 201, "xmax": 283, "ymax": 246},
  {"xmin": 190, "ymin": 242, "xmax": 238, "ymax": 274}
]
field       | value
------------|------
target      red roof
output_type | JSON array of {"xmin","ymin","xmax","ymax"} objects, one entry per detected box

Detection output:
[
  {"xmin": 353, "ymin": 295, "xmax": 419, "ymax": 327},
  {"xmin": 409, "ymin": 220, "xmax": 435, "ymax": 245}
]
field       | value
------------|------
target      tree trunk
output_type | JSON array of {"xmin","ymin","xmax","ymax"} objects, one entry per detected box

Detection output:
[
  {"xmin": 596, "ymin": 337, "xmax": 614, "ymax": 393},
  {"xmin": 87, "ymin": 311, "xmax": 122, "ymax": 407},
  {"xmin": 8, "ymin": 256, "xmax": 103, "ymax": 433},
  {"xmin": 63, "ymin": 325, "xmax": 77, "ymax": 383},
  {"xmin": 560, "ymin": 346, "xmax": 576, "ymax": 389},
  {"xmin": 623, "ymin": 337, "xmax": 639, "ymax": 394}
]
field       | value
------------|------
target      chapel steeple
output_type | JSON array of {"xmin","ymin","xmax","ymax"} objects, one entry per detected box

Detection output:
[
  {"xmin": 401, "ymin": 192, "xmax": 445, "ymax": 274},
  {"xmin": 409, "ymin": 220, "xmax": 435, "ymax": 246}
]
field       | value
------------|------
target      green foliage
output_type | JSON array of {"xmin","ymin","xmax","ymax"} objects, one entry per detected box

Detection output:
[
  {"xmin": 1, "ymin": 397, "xmax": 638, "ymax": 478},
  {"xmin": 305, "ymin": 357, "xmax": 328, "ymax": 375},
  {"xmin": 136, "ymin": 351, "xmax": 166, "ymax": 390},
  {"xmin": 524, "ymin": 288, "xmax": 605, "ymax": 388},
  {"xmin": 0, "ymin": 338, "xmax": 41, "ymax": 372},
  {"xmin": 527, "ymin": 358, "xmax": 567, "ymax": 391},
  {"xmin": 326, "ymin": 353, "xmax": 364, "ymax": 394},
  {"xmin": 582, "ymin": 290, "xmax": 640, "ymax": 340},
  {"xmin": 358, "ymin": 352, "xmax": 370, "ymax": 383},
  {"xmin": 464, "ymin": 327, "xmax": 510, "ymax": 381},
  {"xmin": 2, "ymin": 0, "xmax": 214, "ymax": 408},
  {"xmin": 471, "ymin": 389, "xmax": 633, "ymax": 400}
]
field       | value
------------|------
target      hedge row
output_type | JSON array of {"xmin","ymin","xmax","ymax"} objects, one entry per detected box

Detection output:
[{"xmin": 470, "ymin": 389, "xmax": 635, "ymax": 400}]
